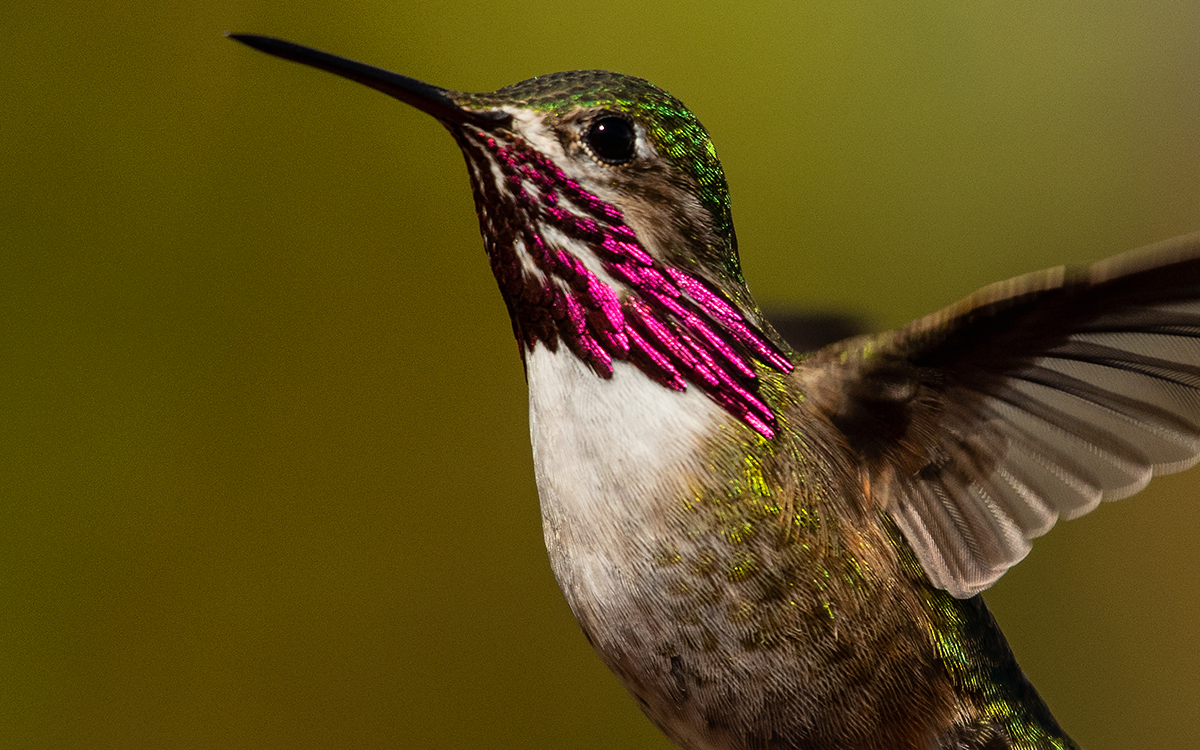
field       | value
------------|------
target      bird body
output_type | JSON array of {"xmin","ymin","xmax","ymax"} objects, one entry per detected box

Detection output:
[
  {"xmin": 230, "ymin": 34, "xmax": 1200, "ymax": 749},
  {"xmin": 528, "ymin": 343, "xmax": 1069, "ymax": 750}
]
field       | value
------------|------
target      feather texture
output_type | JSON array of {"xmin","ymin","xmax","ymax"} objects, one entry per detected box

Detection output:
[{"xmin": 805, "ymin": 232, "xmax": 1200, "ymax": 597}]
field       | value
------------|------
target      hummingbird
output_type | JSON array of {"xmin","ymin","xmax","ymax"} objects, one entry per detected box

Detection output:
[{"xmin": 230, "ymin": 34, "xmax": 1200, "ymax": 750}]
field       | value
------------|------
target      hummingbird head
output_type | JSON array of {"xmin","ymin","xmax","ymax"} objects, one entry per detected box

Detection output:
[
  {"xmin": 453, "ymin": 71, "xmax": 739, "ymax": 283},
  {"xmin": 230, "ymin": 35, "xmax": 794, "ymax": 437}
]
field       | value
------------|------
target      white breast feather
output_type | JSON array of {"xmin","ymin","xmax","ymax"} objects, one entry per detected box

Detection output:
[{"xmin": 525, "ymin": 345, "xmax": 725, "ymax": 609}]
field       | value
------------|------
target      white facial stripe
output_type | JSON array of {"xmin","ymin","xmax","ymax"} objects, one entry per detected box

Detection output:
[
  {"xmin": 513, "ymin": 236, "xmax": 547, "ymax": 278},
  {"xmin": 459, "ymin": 115, "xmax": 639, "ymax": 289},
  {"xmin": 502, "ymin": 106, "xmax": 563, "ymax": 160},
  {"xmin": 502, "ymin": 106, "xmax": 630, "ymax": 199},
  {"xmin": 536, "ymin": 224, "xmax": 626, "ymax": 291}
]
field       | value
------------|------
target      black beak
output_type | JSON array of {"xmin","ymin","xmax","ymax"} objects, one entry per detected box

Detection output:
[{"xmin": 227, "ymin": 34, "xmax": 510, "ymax": 128}]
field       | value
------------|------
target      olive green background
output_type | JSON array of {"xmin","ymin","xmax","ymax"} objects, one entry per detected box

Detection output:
[{"xmin": 4, "ymin": 2, "xmax": 1200, "ymax": 748}]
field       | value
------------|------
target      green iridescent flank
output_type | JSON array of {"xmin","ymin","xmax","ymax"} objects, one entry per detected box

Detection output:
[
  {"xmin": 887, "ymin": 524, "xmax": 1080, "ymax": 749},
  {"xmin": 456, "ymin": 72, "xmax": 741, "ymax": 283},
  {"xmin": 671, "ymin": 373, "xmax": 878, "ymax": 636},
  {"xmin": 742, "ymin": 454, "xmax": 770, "ymax": 499},
  {"xmin": 713, "ymin": 371, "xmax": 822, "ymax": 540},
  {"xmin": 793, "ymin": 507, "xmax": 818, "ymax": 530},
  {"xmin": 727, "ymin": 550, "xmax": 758, "ymax": 582}
]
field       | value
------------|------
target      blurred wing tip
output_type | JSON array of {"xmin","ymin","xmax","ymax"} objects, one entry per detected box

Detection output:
[
  {"xmin": 1153, "ymin": 452, "xmax": 1200, "ymax": 476},
  {"xmin": 1087, "ymin": 229, "xmax": 1200, "ymax": 283},
  {"xmin": 865, "ymin": 228, "xmax": 1200, "ymax": 598}
]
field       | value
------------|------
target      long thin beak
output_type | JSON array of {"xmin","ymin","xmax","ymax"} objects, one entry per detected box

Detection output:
[{"xmin": 227, "ymin": 34, "xmax": 510, "ymax": 128}]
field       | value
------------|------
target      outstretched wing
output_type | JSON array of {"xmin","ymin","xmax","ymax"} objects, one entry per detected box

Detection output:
[{"xmin": 802, "ymin": 232, "xmax": 1200, "ymax": 598}]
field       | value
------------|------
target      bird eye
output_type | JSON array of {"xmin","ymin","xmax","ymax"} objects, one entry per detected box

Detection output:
[{"xmin": 584, "ymin": 116, "xmax": 636, "ymax": 165}]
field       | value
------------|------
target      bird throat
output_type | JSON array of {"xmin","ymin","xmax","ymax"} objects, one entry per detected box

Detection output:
[{"xmin": 449, "ymin": 126, "xmax": 794, "ymax": 438}]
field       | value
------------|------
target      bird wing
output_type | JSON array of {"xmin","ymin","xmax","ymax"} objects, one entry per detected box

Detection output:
[{"xmin": 802, "ymin": 231, "xmax": 1200, "ymax": 598}]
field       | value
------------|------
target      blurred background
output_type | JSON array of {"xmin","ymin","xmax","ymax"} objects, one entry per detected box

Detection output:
[{"xmin": 4, "ymin": 2, "xmax": 1200, "ymax": 748}]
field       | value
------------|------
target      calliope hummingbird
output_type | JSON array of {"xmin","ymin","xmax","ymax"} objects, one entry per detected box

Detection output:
[{"xmin": 231, "ymin": 33, "xmax": 1200, "ymax": 750}]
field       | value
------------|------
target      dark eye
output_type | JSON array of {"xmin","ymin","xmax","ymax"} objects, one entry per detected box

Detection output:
[{"xmin": 584, "ymin": 116, "xmax": 636, "ymax": 165}]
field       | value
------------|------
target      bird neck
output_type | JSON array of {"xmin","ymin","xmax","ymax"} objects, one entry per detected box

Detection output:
[{"xmin": 451, "ymin": 126, "xmax": 794, "ymax": 438}]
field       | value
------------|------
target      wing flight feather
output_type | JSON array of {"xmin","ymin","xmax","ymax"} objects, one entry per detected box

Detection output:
[{"xmin": 803, "ymin": 232, "xmax": 1200, "ymax": 597}]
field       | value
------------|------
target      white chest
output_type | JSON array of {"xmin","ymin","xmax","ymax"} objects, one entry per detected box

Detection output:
[{"xmin": 524, "ymin": 345, "xmax": 725, "ymax": 612}]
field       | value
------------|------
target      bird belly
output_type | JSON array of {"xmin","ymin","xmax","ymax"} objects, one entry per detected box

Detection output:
[{"xmin": 524, "ymin": 346, "xmax": 955, "ymax": 749}]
